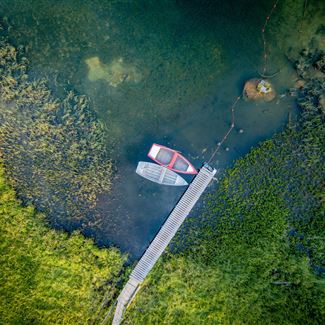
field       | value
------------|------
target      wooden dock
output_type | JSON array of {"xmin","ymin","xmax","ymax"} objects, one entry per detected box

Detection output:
[{"xmin": 112, "ymin": 164, "xmax": 217, "ymax": 325}]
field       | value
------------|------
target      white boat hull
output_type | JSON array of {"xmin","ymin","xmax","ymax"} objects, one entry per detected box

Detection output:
[{"xmin": 136, "ymin": 162, "xmax": 188, "ymax": 186}]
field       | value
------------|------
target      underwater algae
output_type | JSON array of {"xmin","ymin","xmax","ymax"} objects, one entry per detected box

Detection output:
[
  {"xmin": 0, "ymin": 27, "xmax": 113, "ymax": 227},
  {"xmin": 269, "ymin": 0, "xmax": 325, "ymax": 60},
  {"xmin": 85, "ymin": 56, "xmax": 142, "ymax": 87}
]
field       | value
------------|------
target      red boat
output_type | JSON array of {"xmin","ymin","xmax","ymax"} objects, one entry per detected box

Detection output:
[{"xmin": 147, "ymin": 143, "xmax": 198, "ymax": 175}]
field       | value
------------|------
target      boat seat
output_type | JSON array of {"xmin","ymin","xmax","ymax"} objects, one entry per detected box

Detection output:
[
  {"xmin": 156, "ymin": 149, "xmax": 173, "ymax": 165},
  {"xmin": 173, "ymin": 157, "xmax": 189, "ymax": 171}
]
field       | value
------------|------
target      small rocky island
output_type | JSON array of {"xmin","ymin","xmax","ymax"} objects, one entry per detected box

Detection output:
[{"xmin": 243, "ymin": 78, "xmax": 276, "ymax": 102}]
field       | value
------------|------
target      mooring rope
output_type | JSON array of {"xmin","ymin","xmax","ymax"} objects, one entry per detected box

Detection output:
[
  {"xmin": 208, "ymin": 1, "xmax": 282, "ymax": 165},
  {"xmin": 207, "ymin": 95, "xmax": 241, "ymax": 164},
  {"xmin": 261, "ymin": 0, "xmax": 280, "ymax": 75}
]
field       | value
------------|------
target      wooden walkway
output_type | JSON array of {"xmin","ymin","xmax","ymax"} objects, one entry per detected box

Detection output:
[{"xmin": 112, "ymin": 164, "xmax": 217, "ymax": 325}]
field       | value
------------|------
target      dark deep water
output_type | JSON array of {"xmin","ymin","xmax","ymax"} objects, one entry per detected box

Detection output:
[{"xmin": 1, "ymin": 0, "xmax": 308, "ymax": 259}]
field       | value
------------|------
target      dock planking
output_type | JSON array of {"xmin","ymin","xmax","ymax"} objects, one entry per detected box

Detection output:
[{"xmin": 112, "ymin": 164, "xmax": 217, "ymax": 325}]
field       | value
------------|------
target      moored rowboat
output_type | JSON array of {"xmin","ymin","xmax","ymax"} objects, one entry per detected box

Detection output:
[
  {"xmin": 136, "ymin": 162, "xmax": 188, "ymax": 186},
  {"xmin": 148, "ymin": 143, "xmax": 197, "ymax": 174}
]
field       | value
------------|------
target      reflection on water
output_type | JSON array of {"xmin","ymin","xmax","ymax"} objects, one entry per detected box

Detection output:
[{"xmin": 1, "ymin": 0, "xmax": 308, "ymax": 258}]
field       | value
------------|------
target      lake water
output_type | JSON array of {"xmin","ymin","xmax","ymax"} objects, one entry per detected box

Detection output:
[{"xmin": 1, "ymin": 0, "xmax": 305, "ymax": 259}]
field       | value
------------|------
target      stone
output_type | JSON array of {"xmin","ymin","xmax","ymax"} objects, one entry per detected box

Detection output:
[
  {"xmin": 85, "ymin": 56, "xmax": 142, "ymax": 87},
  {"xmin": 295, "ymin": 79, "xmax": 306, "ymax": 88},
  {"xmin": 243, "ymin": 78, "xmax": 276, "ymax": 102}
]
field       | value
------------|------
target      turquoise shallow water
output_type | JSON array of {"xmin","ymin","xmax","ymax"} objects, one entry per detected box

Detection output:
[{"xmin": 1, "ymin": 0, "xmax": 308, "ymax": 258}]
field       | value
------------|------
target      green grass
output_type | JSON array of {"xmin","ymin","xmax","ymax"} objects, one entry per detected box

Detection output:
[{"xmin": 0, "ymin": 162, "xmax": 125, "ymax": 324}]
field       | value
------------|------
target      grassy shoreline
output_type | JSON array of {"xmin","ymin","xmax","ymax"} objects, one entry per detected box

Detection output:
[
  {"xmin": 0, "ymin": 161, "xmax": 125, "ymax": 324},
  {"xmin": 0, "ymin": 24, "xmax": 126, "ymax": 324},
  {"xmin": 0, "ymin": 5, "xmax": 324, "ymax": 324},
  {"xmin": 125, "ymin": 52, "xmax": 325, "ymax": 324}
]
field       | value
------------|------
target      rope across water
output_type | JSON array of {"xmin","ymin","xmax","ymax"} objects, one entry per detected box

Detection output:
[
  {"xmin": 208, "ymin": 1, "xmax": 281, "ymax": 165},
  {"xmin": 207, "ymin": 95, "xmax": 241, "ymax": 164},
  {"xmin": 261, "ymin": 0, "xmax": 280, "ymax": 75}
]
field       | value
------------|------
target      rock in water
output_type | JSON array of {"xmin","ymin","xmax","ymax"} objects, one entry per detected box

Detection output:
[
  {"xmin": 295, "ymin": 79, "xmax": 306, "ymax": 89},
  {"xmin": 85, "ymin": 56, "xmax": 142, "ymax": 87},
  {"xmin": 243, "ymin": 78, "xmax": 276, "ymax": 102}
]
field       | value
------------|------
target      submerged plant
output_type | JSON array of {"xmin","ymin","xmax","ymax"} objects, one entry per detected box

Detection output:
[{"xmin": 0, "ymin": 26, "xmax": 113, "ymax": 226}]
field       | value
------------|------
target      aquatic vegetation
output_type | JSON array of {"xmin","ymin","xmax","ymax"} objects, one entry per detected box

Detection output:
[
  {"xmin": 124, "ymin": 51, "xmax": 324, "ymax": 324},
  {"xmin": 295, "ymin": 49, "xmax": 325, "ymax": 79},
  {"xmin": 0, "ymin": 1, "xmax": 225, "ymax": 123},
  {"xmin": 0, "ymin": 1, "xmax": 106, "ymax": 80},
  {"xmin": 269, "ymin": 0, "xmax": 325, "ymax": 60},
  {"xmin": 85, "ymin": 56, "xmax": 142, "ymax": 87},
  {"xmin": 0, "ymin": 31, "xmax": 113, "ymax": 226},
  {"xmin": 0, "ymin": 161, "xmax": 125, "ymax": 324}
]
